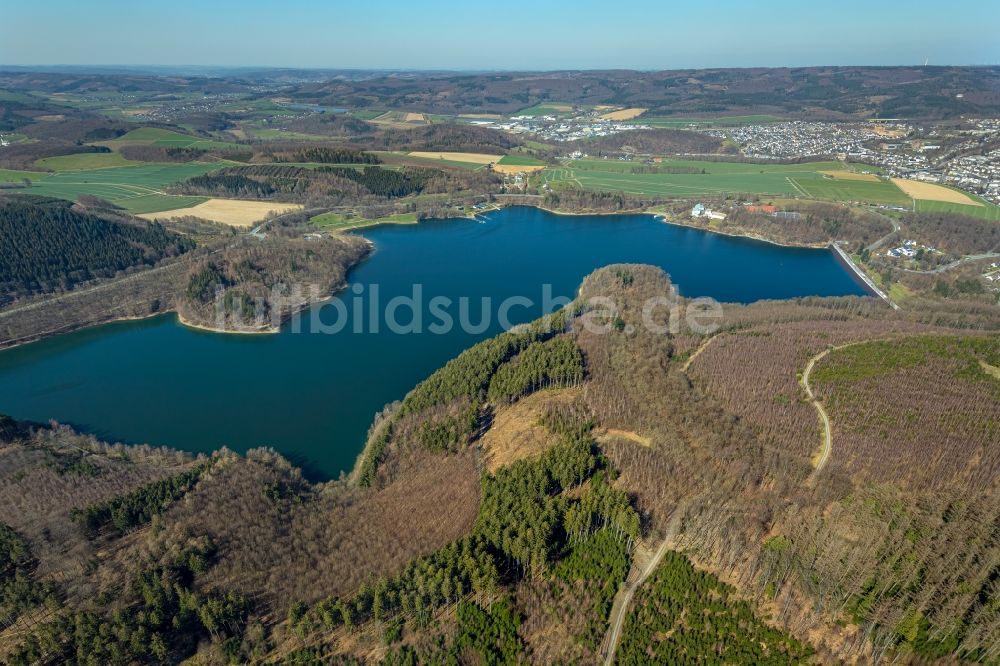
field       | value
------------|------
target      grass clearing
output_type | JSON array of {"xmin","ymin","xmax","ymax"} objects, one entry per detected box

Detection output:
[
  {"xmin": 480, "ymin": 388, "xmax": 581, "ymax": 472},
  {"xmin": 891, "ymin": 178, "xmax": 982, "ymax": 206},
  {"xmin": 139, "ymin": 199, "xmax": 303, "ymax": 227},
  {"xmin": 309, "ymin": 210, "xmax": 418, "ymax": 231}
]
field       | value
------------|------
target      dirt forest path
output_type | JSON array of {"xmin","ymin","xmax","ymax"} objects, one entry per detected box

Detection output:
[
  {"xmin": 601, "ymin": 504, "xmax": 685, "ymax": 665},
  {"xmin": 681, "ymin": 333, "xmax": 718, "ymax": 373},
  {"xmin": 800, "ymin": 348, "xmax": 834, "ymax": 473},
  {"xmin": 800, "ymin": 338, "xmax": 893, "ymax": 475}
]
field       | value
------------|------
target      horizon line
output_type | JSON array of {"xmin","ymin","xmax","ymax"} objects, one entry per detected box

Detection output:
[{"xmin": 2, "ymin": 63, "xmax": 999, "ymax": 73}]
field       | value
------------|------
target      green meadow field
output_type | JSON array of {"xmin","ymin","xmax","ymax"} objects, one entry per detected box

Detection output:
[
  {"xmin": 541, "ymin": 158, "xmax": 919, "ymax": 204},
  {"xmin": 498, "ymin": 154, "xmax": 546, "ymax": 166},
  {"xmin": 35, "ymin": 152, "xmax": 142, "ymax": 171},
  {"xmin": 103, "ymin": 128, "xmax": 246, "ymax": 151},
  {"xmin": 310, "ymin": 211, "xmax": 418, "ymax": 231},
  {"xmin": 914, "ymin": 198, "xmax": 1000, "ymax": 221},
  {"xmin": 377, "ymin": 152, "xmax": 486, "ymax": 170},
  {"xmin": 0, "ymin": 169, "xmax": 47, "ymax": 182},
  {"xmin": 789, "ymin": 175, "xmax": 912, "ymax": 205},
  {"xmin": 24, "ymin": 163, "xmax": 222, "ymax": 212}
]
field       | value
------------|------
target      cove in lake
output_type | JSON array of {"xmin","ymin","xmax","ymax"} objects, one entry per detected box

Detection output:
[{"xmin": 0, "ymin": 207, "xmax": 868, "ymax": 479}]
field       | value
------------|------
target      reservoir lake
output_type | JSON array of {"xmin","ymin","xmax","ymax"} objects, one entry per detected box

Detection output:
[{"xmin": 0, "ymin": 207, "xmax": 868, "ymax": 479}]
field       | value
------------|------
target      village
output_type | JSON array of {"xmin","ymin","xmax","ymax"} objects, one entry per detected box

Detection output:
[
  {"xmin": 710, "ymin": 119, "xmax": 1000, "ymax": 204},
  {"xmin": 492, "ymin": 116, "xmax": 648, "ymax": 142}
]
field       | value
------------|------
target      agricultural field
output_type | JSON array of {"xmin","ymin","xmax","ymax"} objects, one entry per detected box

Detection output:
[
  {"xmin": 790, "ymin": 175, "xmax": 912, "ymax": 205},
  {"xmin": 913, "ymin": 198, "xmax": 1000, "ymax": 221},
  {"xmin": 407, "ymin": 151, "xmax": 500, "ymax": 164},
  {"xmin": 34, "ymin": 152, "xmax": 141, "ymax": 171},
  {"xmin": 100, "ymin": 127, "xmax": 246, "ymax": 151},
  {"xmin": 818, "ymin": 170, "xmax": 880, "ymax": 181},
  {"xmin": 349, "ymin": 110, "xmax": 386, "ymax": 120},
  {"xmin": 543, "ymin": 157, "xmax": 914, "ymax": 202},
  {"xmin": 0, "ymin": 168, "xmax": 47, "ymax": 182},
  {"xmin": 891, "ymin": 178, "xmax": 982, "ymax": 205},
  {"xmin": 140, "ymin": 199, "xmax": 303, "ymax": 227},
  {"xmin": 391, "ymin": 151, "xmax": 496, "ymax": 169},
  {"xmin": 513, "ymin": 103, "xmax": 576, "ymax": 117},
  {"xmin": 246, "ymin": 127, "xmax": 330, "ymax": 141},
  {"xmin": 24, "ymin": 162, "xmax": 225, "ymax": 213},
  {"xmin": 598, "ymin": 107, "xmax": 647, "ymax": 121},
  {"xmin": 493, "ymin": 154, "xmax": 547, "ymax": 174},
  {"xmin": 369, "ymin": 111, "xmax": 429, "ymax": 127},
  {"xmin": 497, "ymin": 154, "xmax": 546, "ymax": 166}
]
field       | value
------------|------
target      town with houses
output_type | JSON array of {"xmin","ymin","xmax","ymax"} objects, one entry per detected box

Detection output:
[
  {"xmin": 708, "ymin": 119, "xmax": 1000, "ymax": 204},
  {"xmin": 471, "ymin": 111, "xmax": 1000, "ymax": 205},
  {"xmin": 483, "ymin": 114, "xmax": 651, "ymax": 143}
]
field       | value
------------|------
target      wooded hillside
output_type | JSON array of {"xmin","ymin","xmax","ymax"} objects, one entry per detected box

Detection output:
[
  {"xmin": 0, "ymin": 195, "xmax": 193, "ymax": 304},
  {"xmin": 1, "ymin": 264, "xmax": 997, "ymax": 664}
]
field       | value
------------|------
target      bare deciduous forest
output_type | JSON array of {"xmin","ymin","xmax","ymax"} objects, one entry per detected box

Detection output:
[{"xmin": 1, "ymin": 264, "xmax": 998, "ymax": 664}]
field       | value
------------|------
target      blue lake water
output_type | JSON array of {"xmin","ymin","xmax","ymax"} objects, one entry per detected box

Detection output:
[{"xmin": 0, "ymin": 207, "xmax": 868, "ymax": 479}]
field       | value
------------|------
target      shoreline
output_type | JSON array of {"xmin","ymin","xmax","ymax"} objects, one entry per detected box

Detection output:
[
  {"xmin": 0, "ymin": 311, "xmax": 171, "ymax": 352},
  {"xmin": 507, "ymin": 203, "xmax": 835, "ymax": 251},
  {"xmin": 647, "ymin": 214, "xmax": 830, "ymax": 250},
  {"xmin": 0, "ymin": 205, "xmax": 877, "ymax": 351},
  {"xmin": 175, "ymin": 311, "xmax": 280, "ymax": 336},
  {"xmin": 830, "ymin": 243, "xmax": 899, "ymax": 309}
]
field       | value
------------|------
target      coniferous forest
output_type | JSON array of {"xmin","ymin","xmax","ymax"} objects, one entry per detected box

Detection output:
[{"xmin": 0, "ymin": 196, "xmax": 192, "ymax": 302}]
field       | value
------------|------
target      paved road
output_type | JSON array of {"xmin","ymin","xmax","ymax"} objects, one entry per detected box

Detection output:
[
  {"xmin": 899, "ymin": 253, "xmax": 1000, "ymax": 275},
  {"xmin": 602, "ymin": 505, "xmax": 685, "ymax": 665},
  {"xmin": 865, "ymin": 211, "xmax": 901, "ymax": 252}
]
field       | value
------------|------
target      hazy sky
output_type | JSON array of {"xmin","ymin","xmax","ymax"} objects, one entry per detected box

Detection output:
[{"xmin": 3, "ymin": 0, "xmax": 998, "ymax": 70}]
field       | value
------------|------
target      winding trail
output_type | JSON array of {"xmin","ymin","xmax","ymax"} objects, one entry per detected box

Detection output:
[
  {"xmin": 800, "ymin": 348, "xmax": 834, "ymax": 473},
  {"xmin": 800, "ymin": 338, "xmax": 894, "ymax": 474},
  {"xmin": 602, "ymin": 505, "xmax": 685, "ymax": 665}
]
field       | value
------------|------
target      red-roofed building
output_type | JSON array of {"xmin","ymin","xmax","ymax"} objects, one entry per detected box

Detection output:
[{"xmin": 745, "ymin": 204, "xmax": 777, "ymax": 214}]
